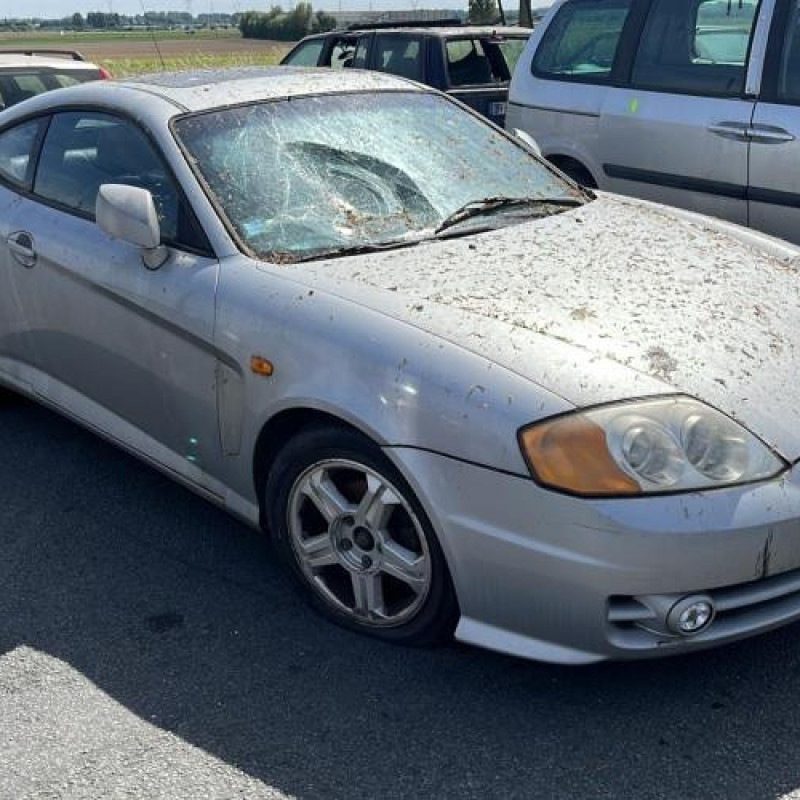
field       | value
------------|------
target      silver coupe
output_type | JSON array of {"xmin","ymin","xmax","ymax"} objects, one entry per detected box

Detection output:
[{"xmin": 2, "ymin": 67, "xmax": 800, "ymax": 664}]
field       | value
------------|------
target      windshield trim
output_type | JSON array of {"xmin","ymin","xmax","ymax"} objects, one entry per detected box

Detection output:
[{"xmin": 169, "ymin": 88, "xmax": 579, "ymax": 264}]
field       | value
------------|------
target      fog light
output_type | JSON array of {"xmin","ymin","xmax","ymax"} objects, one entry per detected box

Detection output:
[{"xmin": 667, "ymin": 595, "xmax": 715, "ymax": 636}]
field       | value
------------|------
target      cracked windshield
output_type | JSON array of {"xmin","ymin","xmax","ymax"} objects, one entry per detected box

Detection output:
[{"xmin": 174, "ymin": 91, "xmax": 583, "ymax": 262}]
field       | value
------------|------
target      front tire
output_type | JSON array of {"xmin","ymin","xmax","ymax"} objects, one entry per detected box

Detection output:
[{"xmin": 264, "ymin": 425, "xmax": 459, "ymax": 646}]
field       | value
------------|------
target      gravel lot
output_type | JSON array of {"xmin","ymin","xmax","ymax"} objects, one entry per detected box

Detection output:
[{"xmin": 3, "ymin": 395, "xmax": 800, "ymax": 799}]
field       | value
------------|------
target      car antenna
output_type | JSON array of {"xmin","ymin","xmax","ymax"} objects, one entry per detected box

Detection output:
[{"xmin": 139, "ymin": 0, "xmax": 167, "ymax": 70}]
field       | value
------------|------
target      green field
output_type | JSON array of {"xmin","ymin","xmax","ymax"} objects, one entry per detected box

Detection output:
[
  {"xmin": 102, "ymin": 51, "xmax": 289, "ymax": 77},
  {"xmin": 0, "ymin": 28, "xmax": 292, "ymax": 76}
]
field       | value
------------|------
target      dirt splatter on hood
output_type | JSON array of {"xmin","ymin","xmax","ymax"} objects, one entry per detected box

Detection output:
[{"xmin": 287, "ymin": 194, "xmax": 800, "ymax": 459}]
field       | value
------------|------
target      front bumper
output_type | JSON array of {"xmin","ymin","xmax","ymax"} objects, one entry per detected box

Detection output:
[{"xmin": 386, "ymin": 447, "xmax": 800, "ymax": 664}]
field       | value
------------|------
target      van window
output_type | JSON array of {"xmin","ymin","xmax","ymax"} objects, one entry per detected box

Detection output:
[
  {"xmin": 533, "ymin": 0, "xmax": 634, "ymax": 82},
  {"xmin": 632, "ymin": 0, "xmax": 758, "ymax": 96},
  {"xmin": 778, "ymin": 1, "xmax": 800, "ymax": 103}
]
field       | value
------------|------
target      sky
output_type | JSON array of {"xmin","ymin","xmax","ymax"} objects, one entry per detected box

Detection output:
[{"xmin": 0, "ymin": 0, "xmax": 465, "ymax": 16}]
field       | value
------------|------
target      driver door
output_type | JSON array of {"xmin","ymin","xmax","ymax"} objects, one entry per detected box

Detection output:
[{"xmin": 12, "ymin": 109, "xmax": 223, "ymax": 489}]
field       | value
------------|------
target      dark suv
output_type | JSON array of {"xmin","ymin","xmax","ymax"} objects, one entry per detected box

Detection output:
[{"xmin": 281, "ymin": 22, "xmax": 530, "ymax": 126}]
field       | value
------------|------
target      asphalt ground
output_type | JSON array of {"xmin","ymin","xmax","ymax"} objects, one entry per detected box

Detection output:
[{"xmin": 2, "ymin": 394, "xmax": 800, "ymax": 800}]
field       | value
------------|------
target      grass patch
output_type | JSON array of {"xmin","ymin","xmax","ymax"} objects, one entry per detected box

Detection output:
[{"xmin": 102, "ymin": 49, "xmax": 290, "ymax": 77}]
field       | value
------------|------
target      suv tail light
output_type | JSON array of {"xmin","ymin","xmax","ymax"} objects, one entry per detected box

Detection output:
[{"xmin": 98, "ymin": 66, "xmax": 112, "ymax": 79}]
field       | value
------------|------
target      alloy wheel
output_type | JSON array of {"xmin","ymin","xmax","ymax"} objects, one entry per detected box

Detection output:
[{"xmin": 287, "ymin": 459, "xmax": 432, "ymax": 627}]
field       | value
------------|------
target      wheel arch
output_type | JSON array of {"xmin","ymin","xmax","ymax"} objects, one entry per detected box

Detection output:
[
  {"xmin": 253, "ymin": 405, "xmax": 377, "ymax": 522},
  {"xmin": 546, "ymin": 154, "xmax": 599, "ymax": 188}
]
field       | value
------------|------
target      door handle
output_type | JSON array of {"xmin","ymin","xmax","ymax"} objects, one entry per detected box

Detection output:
[
  {"xmin": 708, "ymin": 121, "xmax": 751, "ymax": 142},
  {"xmin": 709, "ymin": 122, "xmax": 795, "ymax": 145},
  {"xmin": 7, "ymin": 231, "xmax": 36, "ymax": 268},
  {"xmin": 748, "ymin": 124, "xmax": 795, "ymax": 144}
]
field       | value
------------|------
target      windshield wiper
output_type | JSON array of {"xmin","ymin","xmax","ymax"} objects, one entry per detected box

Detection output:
[
  {"xmin": 434, "ymin": 195, "xmax": 584, "ymax": 236},
  {"xmin": 288, "ymin": 236, "xmax": 426, "ymax": 264}
]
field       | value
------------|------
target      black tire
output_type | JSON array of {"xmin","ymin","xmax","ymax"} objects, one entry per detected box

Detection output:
[{"xmin": 264, "ymin": 424, "xmax": 459, "ymax": 646}]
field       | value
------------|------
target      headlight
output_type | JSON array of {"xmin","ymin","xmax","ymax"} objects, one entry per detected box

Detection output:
[{"xmin": 519, "ymin": 396, "xmax": 786, "ymax": 496}]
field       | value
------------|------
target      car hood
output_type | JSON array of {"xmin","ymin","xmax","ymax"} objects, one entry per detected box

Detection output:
[{"xmin": 283, "ymin": 194, "xmax": 800, "ymax": 460}]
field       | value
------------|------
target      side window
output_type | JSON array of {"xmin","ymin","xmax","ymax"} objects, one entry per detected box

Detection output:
[
  {"xmin": 533, "ymin": 0, "xmax": 634, "ymax": 82},
  {"xmin": 284, "ymin": 39, "xmax": 325, "ymax": 67},
  {"xmin": 0, "ymin": 118, "xmax": 46, "ymax": 189},
  {"xmin": 446, "ymin": 39, "xmax": 495, "ymax": 86},
  {"xmin": 0, "ymin": 74, "xmax": 48, "ymax": 109},
  {"xmin": 373, "ymin": 35, "xmax": 424, "ymax": 82},
  {"xmin": 778, "ymin": 2, "xmax": 800, "ymax": 103},
  {"xmin": 33, "ymin": 111, "xmax": 182, "ymax": 243},
  {"xmin": 632, "ymin": 0, "xmax": 759, "ymax": 96},
  {"xmin": 329, "ymin": 36, "xmax": 369, "ymax": 70},
  {"xmin": 53, "ymin": 71, "xmax": 102, "ymax": 88}
]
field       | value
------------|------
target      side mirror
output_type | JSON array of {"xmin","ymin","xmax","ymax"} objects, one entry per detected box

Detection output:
[
  {"xmin": 96, "ymin": 183, "xmax": 169, "ymax": 270},
  {"xmin": 511, "ymin": 128, "xmax": 542, "ymax": 158}
]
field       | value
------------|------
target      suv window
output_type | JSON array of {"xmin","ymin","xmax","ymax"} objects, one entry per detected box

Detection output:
[
  {"xmin": 0, "ymin": 118, "xmax": 46, "ymax": 189},
  {"xmin": 446, "ymin": 37, "xmax": 527, "ymax": 85},
  {"xmin": 33, "ymin": 111, "xmax": 204, "ymax": 249},
  {"xmin": 329, "ymin": 36, "xmax": 369, "ymax": 70},
  {"xmin": 374, "ymin": 34, "xmax": 424, "ymax": 81},
  {"xmin": 283, "ymin": 39, "xmax": 325, "ymax": 67},
  {"xmin": 778, "ymin": 1, "xmax": 800, "ymax": 103},
  {"xmin": 632, "ymin": 0, "xmax": 758, "ymax": 96},
  {"xmin": 533, "ymin": 0, "xmax": 634, "ymax": 82}
]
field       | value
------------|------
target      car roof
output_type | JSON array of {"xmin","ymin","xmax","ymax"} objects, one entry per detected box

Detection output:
[
  {"xmin": 0, "ymin": 66, "xmax": 427, "ymax": 124},
  {"xmin": 110, "ymin": 66, "xmax": 424, "ymax": 111},
  {"xmin": 0, "ymin": 52, "xmax": 99, "ymax": 70},
  {"xmin": 305, "ymin": 25, "xmax": 531, "ymax": 38}
]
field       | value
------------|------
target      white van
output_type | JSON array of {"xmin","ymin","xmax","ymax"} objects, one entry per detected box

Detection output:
[{"xmin": 507, "ymin": 0, "xmax": 800, "ymax": 244}]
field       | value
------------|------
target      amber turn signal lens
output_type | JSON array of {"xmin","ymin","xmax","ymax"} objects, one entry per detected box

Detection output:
[
  {"xmin": 250, "ymin": 356, "xmax": 274, "ymax": 376},
  {"xmin": 520, "ymin": 415, "xmax": 641, "ymax": 496}
]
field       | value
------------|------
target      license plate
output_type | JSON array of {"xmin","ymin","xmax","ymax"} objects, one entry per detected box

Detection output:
[{"xmin": 489, "ymin": 101, "xmax": 507, "ymax": 117}]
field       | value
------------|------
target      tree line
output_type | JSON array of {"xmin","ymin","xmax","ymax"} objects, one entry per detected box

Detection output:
[{"xmin": 239, "ymin": 4, "xmax": 336, "ymax": 41}]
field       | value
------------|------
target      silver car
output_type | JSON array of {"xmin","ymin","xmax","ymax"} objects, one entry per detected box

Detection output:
[
  {"xmin": 507, "ymin": 0, "xmax": 800, "ymax": 245},
  {"xmin": 0, "ymin": 49, "xmax": 109, "ymax": 110},
  {"xmin": 2, "ymin": 67, "xmax": 800, "ymax": 665}
]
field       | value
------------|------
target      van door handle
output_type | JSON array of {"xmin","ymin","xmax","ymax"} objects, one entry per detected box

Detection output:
[
  {"xmin": 748, "ymin": 124, "xmax": 795, "ymax": 144},
  {"xmin": 7, "ymin": 231, "xmax": 36, "ymax": 268},
  {"xmin": 708, "ymin": 121, "xmax": 751, "ymax": 142}
]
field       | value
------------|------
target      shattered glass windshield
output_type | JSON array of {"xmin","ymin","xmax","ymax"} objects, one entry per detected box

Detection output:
[{"xmin": 173, "ymin": 91, "xmax": 583, "ymax": 262}]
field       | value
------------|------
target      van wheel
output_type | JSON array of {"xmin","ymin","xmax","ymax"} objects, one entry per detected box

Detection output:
[{"xmin": 264, "ymin": 425, "xmax": 459, "ymax": 646}]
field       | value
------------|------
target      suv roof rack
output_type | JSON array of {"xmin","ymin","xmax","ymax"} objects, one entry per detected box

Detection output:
[
  {"xmin": 0, "ymin": 49, "xmax": 86, "ymax": 62},
  {"xmin": 347, "ymin": 18, "xmax": 463, "ymax": 30}
]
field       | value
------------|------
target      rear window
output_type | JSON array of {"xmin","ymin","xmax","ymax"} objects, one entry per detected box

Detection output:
[
  {"xmin": 445, "ymin": 36, "xmax": 528, "ymax": 86},
  {"xmin": 0, "ymin": 69, "xmax": 100, "ymax": 110},
  {"xmin": 533, "ymin": 0, "xmax": 633, "ymax": 82}
]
